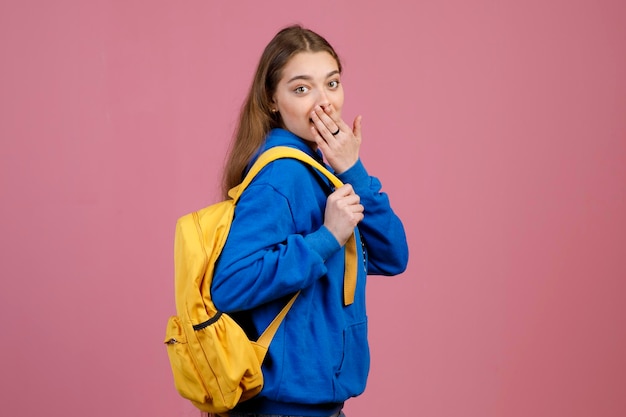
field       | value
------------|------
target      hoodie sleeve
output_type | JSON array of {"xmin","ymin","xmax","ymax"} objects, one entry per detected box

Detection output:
[
  {"xmin": 337, "ymin": 159, "xmax": 409, "ymax": 276},
  {"xmin": 211, "ymin": 181, "xmax": 341, "ymax": 312}
]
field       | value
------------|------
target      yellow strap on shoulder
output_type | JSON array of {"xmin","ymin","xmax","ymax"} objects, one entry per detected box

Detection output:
[{"xmin": 230, "ymin": 146, "xmax": 358, "ymax": 308}]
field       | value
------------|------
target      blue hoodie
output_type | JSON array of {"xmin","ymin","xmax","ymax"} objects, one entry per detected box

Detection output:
[{"xmin": 212, "ymin": 128, "xmax": 408, "ymax": 416}]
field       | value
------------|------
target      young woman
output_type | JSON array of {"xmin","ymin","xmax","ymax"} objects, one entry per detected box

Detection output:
[{"xmin": 212, "ymin": 25, "xmax": 409, "ymax": 417}]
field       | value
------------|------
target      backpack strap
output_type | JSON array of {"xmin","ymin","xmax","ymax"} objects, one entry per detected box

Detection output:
[
  {"xmin": 233, "ymin": 146, "xmax": 357, "ymax": 304},
  {"xmin": 231, "ymin": 145, "xmax": 360, "ymax": 361},
  {"xmin": 228, "ymin": 146, "xmax": 358, "ymax": 326},
  {"xmin": 256, "ymin": 291, "xmax": 300, "ymax": 351}
]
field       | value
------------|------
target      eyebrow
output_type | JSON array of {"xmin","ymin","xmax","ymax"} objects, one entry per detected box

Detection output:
[{"xmin": 286, "ymin": 70, "xmax": 340, "ymax": 84}]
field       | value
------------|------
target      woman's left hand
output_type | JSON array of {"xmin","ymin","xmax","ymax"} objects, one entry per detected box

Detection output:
[{"xmin": 310, "ymin": 104, "xmax": 362, "ymax": 174}]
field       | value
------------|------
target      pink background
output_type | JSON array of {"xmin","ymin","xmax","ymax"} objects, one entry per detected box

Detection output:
[{"xmin": 1, "ymin": 1, "xmax": 625, "ymax": 416}]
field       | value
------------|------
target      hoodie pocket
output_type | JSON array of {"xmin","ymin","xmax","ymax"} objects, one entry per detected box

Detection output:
[{"xmin": 335, "ymin": 320, "xmax": 370, "ymax": 399}]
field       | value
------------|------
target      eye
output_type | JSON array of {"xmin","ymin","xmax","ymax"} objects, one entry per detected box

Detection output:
[
  {"xmin": 294, "ymin": 86, "xmax": 309, "ymax": 94},
  {"xmin": 328, "ymin": 80, "xmax": 340, "ymax": 89}
]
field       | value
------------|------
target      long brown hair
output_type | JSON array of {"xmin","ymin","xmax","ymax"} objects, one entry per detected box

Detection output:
[{"xmin": 221, "ymin": 25, "xmax": 342, "ymax": 197}]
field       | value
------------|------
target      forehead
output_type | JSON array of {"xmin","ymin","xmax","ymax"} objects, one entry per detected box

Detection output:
[{"xmin": 280, "ymin": 51, "xmax": 339, "ymax": 81}]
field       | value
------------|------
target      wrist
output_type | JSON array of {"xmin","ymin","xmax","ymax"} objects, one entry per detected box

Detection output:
[{"xmin": 333, "ymin": 158, "xmax": 358, "ymax": 175}]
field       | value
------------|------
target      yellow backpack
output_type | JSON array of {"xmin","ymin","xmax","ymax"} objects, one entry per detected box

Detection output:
[{"xmin": 164, "ymin": 146, "xmax": 357, "ymax": 415}]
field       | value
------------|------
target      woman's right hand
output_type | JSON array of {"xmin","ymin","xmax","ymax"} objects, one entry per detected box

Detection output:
[{"xmin": 324, "ymin": 184, "xmax": 364, "ymax": 246}]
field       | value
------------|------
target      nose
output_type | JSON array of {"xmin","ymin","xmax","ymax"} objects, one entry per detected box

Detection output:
[{"xmin": 315, "ymin": 90, "xmax": 330, "ymax": 109}]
